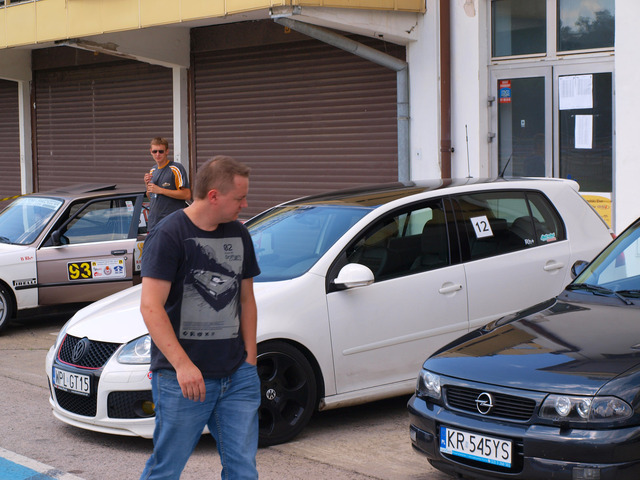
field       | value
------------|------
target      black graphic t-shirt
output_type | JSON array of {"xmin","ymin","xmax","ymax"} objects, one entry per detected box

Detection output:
[{"xmin": 141, "ymin": 210, "xmax": 260, "ymax": 378}]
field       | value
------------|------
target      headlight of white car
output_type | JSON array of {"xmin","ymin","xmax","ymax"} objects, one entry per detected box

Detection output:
[
  {"xmin": 53, "ymin": 320, "xmax": 72, "ymax": 349},
  {"xmin": 540, "ymin": 394, "xmax": 632, "ymax": 424},
  {"xmin": 117, "ymin": 335, "xmax": 151, "ymax": 364}
]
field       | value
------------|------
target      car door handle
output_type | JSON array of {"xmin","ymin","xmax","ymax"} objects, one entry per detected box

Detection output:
[
  {"xmin": 438, "ymin": 283, "xmax": 463, "ymax": 294},
  {"xmin": 111, "ymin": 249, "xmax": 127, "ymax": 255},
  {"xmin": 543, "ymin": 261, "xmax": 565, "ymax": 272}
]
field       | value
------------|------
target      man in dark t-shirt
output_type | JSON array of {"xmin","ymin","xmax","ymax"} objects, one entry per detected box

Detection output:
[
  {"xmin": 140, "ymin": 156, "xmax": 260, "ymax": 480},
  {"xmin": 143, "ymin": 137, "xmax": 191, "ymax": 230}
]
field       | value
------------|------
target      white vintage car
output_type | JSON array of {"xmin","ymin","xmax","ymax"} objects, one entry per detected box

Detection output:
[
  {"xmin": 46, "ymin": 178, "xmax": 612, "ymax": 447},
  {"xmin": 0, "ymin": 184, "xmax": 148, "ymax": 332}
]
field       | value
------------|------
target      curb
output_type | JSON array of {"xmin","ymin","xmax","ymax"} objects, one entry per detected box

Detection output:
[{"xmin": 0, "ymin": 448, "xmax": 86, "ymax": 480}]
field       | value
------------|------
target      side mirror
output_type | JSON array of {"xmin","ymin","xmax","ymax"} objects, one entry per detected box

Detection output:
[
  {"xmin": 51, "ymin": 230, "xmax": 62, "ymax": 246},
  {"xmin": 571, "ymin": 260, "xmax": 589, "ymax": 279},
  {"xmin": 333, "ymin": 264, "xmax": 375, "ymax": 289}
]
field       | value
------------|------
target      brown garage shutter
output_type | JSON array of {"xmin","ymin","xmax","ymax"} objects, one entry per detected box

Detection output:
[
  {"xmin": 0, "ymin": 79, "xmax": 21, "ymax": 209},
  {"xmin": 193, "ymin": 37, "xmax": 404, "ymax": 218},
  {"xmin": 34, "ymin": 61, "xmax": 173, "ymax": 192}
]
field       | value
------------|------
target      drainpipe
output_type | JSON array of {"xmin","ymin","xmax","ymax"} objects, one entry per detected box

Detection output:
[
  {"xmin": 273, "ymin": 17, "xmax": 410, "ymax": 182},
  {"xmin": 439, "ymin": 0, "xmax": 452, "ymax": 179}
]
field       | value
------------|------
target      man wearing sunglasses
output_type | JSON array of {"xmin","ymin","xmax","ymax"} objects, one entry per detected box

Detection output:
[{"xmin": 144, "ymin": 137, "xmax": 191, "ymax": 231}]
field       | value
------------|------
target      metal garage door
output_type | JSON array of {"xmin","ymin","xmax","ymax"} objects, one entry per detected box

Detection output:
[
  {"xmin": 34, "ymin": 60, "xmax": 173, "ymax": 191},
  {"xmin": 193, "ymin": 35, "xmax": 405, "ymax": 218},
  {"xmin": 0, "ymin": 79, "xmax": 21, "ymax": 209}
]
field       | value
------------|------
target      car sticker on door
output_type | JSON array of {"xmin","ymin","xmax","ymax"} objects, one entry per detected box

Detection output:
[{"xmin": 67, "ymin": 258, "xmax": 126, "ymax": 280}]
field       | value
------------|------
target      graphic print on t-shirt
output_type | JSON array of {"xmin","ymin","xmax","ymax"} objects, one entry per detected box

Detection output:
[{"xmin": 180, "ymin": 237, "xmax": 243, "ymax": 340}]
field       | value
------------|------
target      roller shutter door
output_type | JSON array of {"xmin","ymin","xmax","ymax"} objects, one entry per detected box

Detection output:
[
  {"xmin": 34, "ymin": 61, "xmax": 173, "ymax": 191},
  {"xmin": 0, "ymin": 80, "xmax": 21, "ymax": 209},
  {"xmin": 193, "ymin": 38, "xmax": 404, "ymax": 218}
]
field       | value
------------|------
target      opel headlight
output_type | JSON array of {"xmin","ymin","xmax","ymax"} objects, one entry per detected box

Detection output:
[
  {"xmin": 540, "ymin": 394, "xmax": 632, "ymax": 423},
  {"xmin": 416, "ymin": 370, "xmax": 442, "ymax": 400},
  {"xmin": 117, "ymin": 335, "xmax": 151, "ymax": 364}
]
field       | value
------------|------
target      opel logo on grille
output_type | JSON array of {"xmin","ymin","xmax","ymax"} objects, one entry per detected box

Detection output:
[
  {"xmin": 72, "ymin": 337, "xmax": 90, "ymax": 364},
  {"xmin": 475, "ymin": 392, "xmax": 494, "ymax": 415}
]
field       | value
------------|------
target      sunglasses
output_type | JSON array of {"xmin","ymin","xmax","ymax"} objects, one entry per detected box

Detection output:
[{"xmin": 152, "ymin": 150, "xmax": 165, "ymax": 154}]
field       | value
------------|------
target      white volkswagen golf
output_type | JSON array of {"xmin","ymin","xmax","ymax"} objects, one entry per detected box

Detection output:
[{"xmin": 46, "ymin": 178, "xmax": 612, "ymax": 446}]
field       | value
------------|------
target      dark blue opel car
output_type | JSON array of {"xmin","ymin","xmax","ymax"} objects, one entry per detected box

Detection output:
[{"xmin": 408, "ymin": 217, "xmax": 640, "ymax": 480}]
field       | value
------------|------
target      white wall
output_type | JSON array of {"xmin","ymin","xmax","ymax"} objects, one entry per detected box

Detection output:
[
  {"xmin": 613, "ymin": 2, "xmax": 640, "ymax": 233},
  {"xmin": 407, "ymin": 0, "xmax": 488, "ymax": 181},
  {"xmin": 407, "ymin": 0, "xmax": 442, "ymax": 181},
  {"xmin": 450, "ymin": 0, "xmax": 487, "ymax": 178}
]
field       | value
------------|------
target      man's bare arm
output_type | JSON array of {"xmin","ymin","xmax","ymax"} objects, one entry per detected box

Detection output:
[
  {"xmin": 239, "ymin": 277, "xmax": 258, "ymax": 365},
  {"xmin": 146, "ymin": 185, "xmax": 192, "ymax": 201}
]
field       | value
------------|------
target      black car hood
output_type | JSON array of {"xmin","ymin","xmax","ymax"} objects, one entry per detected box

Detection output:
[{"xmin": 426, "ymin": 296, "xmax": 640, "ymax": 395}]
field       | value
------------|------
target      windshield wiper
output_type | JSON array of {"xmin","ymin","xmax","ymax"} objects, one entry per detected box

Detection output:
[
  {"xmin": 615, "ymin": 289, "xmax": 640, "ymax": 299},
  {"xmin": 566, "ymin": 283, "xmax": 633, "ymax": 305},
  {"xmin": 0, "ymin": 236, "xmax": 11, "ymax": 244}
]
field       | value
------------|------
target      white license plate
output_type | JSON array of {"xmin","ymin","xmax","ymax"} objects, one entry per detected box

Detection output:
[
  {"xmin": 53, "ymin": 367, "xmax": 91, "ymax": 396},
  {"xmin": 440, "ymin": 426, "xmax": 512, "ymax": 468}
]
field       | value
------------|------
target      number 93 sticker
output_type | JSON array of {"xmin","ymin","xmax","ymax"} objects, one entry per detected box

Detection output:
[
  {"xmin": 67, "ymin": 259, "xmax": 126, "ymax": 281},
  {"xmin": 68, "ymin": 261, "xmax": 93, "ymax": 280}
]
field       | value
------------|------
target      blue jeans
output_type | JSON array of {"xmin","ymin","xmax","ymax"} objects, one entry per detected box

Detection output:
[{"xmin": 140, "ymin": 363, "xmax": 261, "ymax": 480}]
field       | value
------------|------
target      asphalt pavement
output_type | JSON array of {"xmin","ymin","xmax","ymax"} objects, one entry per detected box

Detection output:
[{"xmin": 0, "ymin": 312, "xmax": 449, "ymax": 480}]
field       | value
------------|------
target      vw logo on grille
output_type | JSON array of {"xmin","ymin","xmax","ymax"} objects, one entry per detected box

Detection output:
[
  {"xmin": 475, "ymin": 392, "xmax": 494, "ymax": 415},
  {"xmin": 72, "ymin": 337, "xmax": 91, "ymax": 364}
]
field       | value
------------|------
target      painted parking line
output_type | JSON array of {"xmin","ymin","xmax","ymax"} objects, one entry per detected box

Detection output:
[{"xmin": 0, "ymin": 448, "xmax": 85, "ymax": 480}]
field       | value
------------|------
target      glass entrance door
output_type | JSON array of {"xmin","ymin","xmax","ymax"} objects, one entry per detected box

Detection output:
[
  {"xmin": 491, "ymin": 68, "xmax": 552, "ymax": 177},
  {"xmin": 491, "ymin": 63, "xmax": 614, "ymax": 225},
  {"xmin": 555, "ymin": 66, "xmax": 613, "ymax": 193},
  {"xmin": 492, "ymin": 66, "xmax": 613, "ymax": 187}
]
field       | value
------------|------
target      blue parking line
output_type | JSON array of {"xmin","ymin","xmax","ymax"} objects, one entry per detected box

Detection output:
[{"xmin": 0, "ymin": 449, "xmax": 85, "ymax": 480}]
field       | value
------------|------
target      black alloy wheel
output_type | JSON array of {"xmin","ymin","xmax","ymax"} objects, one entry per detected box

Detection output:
[
  {"xmin": 257, "ymin": 341, "xmax": 317, "ymax": 447},
  {"xmin": 0, "ymin": 285, "xmax": 13, "ymax": 332}
]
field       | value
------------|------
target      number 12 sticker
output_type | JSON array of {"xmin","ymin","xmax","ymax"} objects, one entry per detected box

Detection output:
[{"xmin": 470, "ymin": 215, "xmax": 494, "ymax": 238}]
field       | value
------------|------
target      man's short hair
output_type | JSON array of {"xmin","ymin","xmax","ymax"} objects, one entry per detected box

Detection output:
[
  {"xmin": 194, "ymin": 155, "xmax": 251, "ymax": 199},
  {"xmin": 150, "ymin": 137, "xmax": 169, "ymax": 150}
]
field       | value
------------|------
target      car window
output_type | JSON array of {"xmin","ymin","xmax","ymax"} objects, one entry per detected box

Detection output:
[
  {"xmin": 576, "ymin": 220, "xmax": 640, "ymax": 291},
  {"xmin": 526, "ymin": 192, "xmax": 566, "ymax": 244},
  {"xmin": 248, "ymin": 205, "xmax": 371, "ymax": 282},
  {"xmin": 0, "ymin": 196, "xmax": 63, "ymax": 245},
  {"xmin": 346, "ymin": 200, "xmax": 449, "ymax": 281},
  {"xmin": 61, "ymin": 198, "xmax": 137, "ymax": 245},
  {"xmin": 454, "ymin": 190, "xmax": 566, "ymax": 261}
]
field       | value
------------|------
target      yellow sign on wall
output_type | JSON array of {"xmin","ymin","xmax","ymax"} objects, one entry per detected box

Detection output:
[{"xmin": 581, "ymin": 192, "xmax": 612, "ymax": 228}]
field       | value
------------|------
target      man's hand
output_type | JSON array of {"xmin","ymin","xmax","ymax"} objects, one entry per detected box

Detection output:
[
  {"xmin": 176, "ymin": 362, "xmax": 206, "ymax": 402},
  {"xmin": 147, "ymin": 182, "xmax": 160, "ymax": 195}
]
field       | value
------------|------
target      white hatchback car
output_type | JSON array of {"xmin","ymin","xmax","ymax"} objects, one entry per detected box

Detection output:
[{"xmin": 46, "ymin": 178, "xmax": 612, "ymax": 446}]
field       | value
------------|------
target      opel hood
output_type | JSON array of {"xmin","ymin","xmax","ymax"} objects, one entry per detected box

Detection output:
[{"xmin": 426, "ymin": 297, "xmax": 640, "ymax": 395}]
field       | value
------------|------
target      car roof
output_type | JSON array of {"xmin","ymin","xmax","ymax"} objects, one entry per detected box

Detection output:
[
  {"xmin": 279, "ymin": 177, "xmax": 573, "ymax": 209},
  {"xmin": 30, "ymin": 183, "xmax": 145, "ymax": 200}
]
